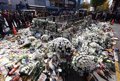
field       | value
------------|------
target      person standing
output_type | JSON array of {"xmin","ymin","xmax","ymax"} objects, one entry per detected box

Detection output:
[
  {"xmin": 20, "ymin": 13, "xmax": 25, "ymax": 28},
  {"xmin": 2, "ymin": 10, "xmax": 13, "ymax": 31},
  {"xmin": 102, "ymin": 12, "xmax": 107, "ymax": 21},
  {"xmin": 0, "ymin": 13, "xmax": 5, "ymax": 38},
  {"xmin": 28, "ymin": 13, "xmax": 34, "ymax": 23},
  {"xmin": 13, "ymin": 11, "xmax": 21, "ymax": 29}
]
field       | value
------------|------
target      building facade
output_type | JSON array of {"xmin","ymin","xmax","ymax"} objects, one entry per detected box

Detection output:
[
  {"xmin": 0, "ymin": 0, "xmax": 76, "ymax": 10},
  {"xmin": 66, "ymin": 0, "xmax": 76, "ymax": 8},
  {"xmin": 13, "ymin": 0, "xmax": 48, "ymax": 10},
  {"xmin": 49, "ymin": 0, "xmax": 76, "ymax": 9},
  {"xmin": 0, "ymin": 0, "xmax": 9, "ymax": 10},
  {"xmin": 0, "ymin": 0, "xmax": 48, "ymax": 10}
]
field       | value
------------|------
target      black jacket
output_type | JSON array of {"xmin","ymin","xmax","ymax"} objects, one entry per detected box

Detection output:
[{"xmin": 0, "ymin": 16, "xmax": 4, "ymax": 25}]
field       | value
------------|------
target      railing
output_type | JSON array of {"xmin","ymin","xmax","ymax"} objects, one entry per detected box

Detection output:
[
  {"xmin": 32, "ymin": 14, "xmax": 87, "ymax": 42},
  {"xmin": 37, "ymin": 14, "xmax": 84, "ymax": 24}
]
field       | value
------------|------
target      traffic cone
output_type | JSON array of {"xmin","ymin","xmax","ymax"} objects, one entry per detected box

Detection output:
[
  {"xmin": 111, "ymin": 19, "xmax": 114, "ymax": 25},
  {"xmin": 12, "ymin": 23, "xmax": 17, "ymax": 35}
]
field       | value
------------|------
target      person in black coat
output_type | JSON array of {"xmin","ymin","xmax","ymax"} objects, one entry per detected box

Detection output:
[
  {"xmin": 13, "ymin": 11, "xmax": 21, "ymax": 28},
  {"xmin": 20, "ymin": 13, "xmax": 26, "ymax": 28},
  {"xmin": 0, "ymin": 13, "xmax": 5, "ymax": 37}
]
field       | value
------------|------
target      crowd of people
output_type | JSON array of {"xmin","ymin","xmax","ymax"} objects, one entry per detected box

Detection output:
[
  {"xmin": 91, "ymin": 11, "xmax": 120, "ymax": 24},
  {"xmin": 0, "ymin": 10, "xmax": 34, "ymax": 38},
  {"xmin": 0, "ymin": 9, "xmax": 120, "ymax": 38}
]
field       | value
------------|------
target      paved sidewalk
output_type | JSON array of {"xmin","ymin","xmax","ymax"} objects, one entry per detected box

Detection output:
[
  {"xmin": 94, "ymin": 71, "xmax": 116, "ymax": 81},
  {"xmin": 112, "ymin": 24, "xmax": 120, "ymax": 49},
  {"xmin": 112, "ymin": 24, "xmax": 120, "ymax": 81}
]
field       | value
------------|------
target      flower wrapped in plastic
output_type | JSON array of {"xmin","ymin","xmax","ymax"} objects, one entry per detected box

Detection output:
[{"xmin": 72, "ymin": 55, "xmax": 97, "ymax": 76}]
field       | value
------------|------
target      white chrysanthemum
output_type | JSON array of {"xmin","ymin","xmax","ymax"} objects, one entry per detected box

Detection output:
[{"xmin": 72, "ymin": 55, "xmax": 96, "ymax": 72}]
